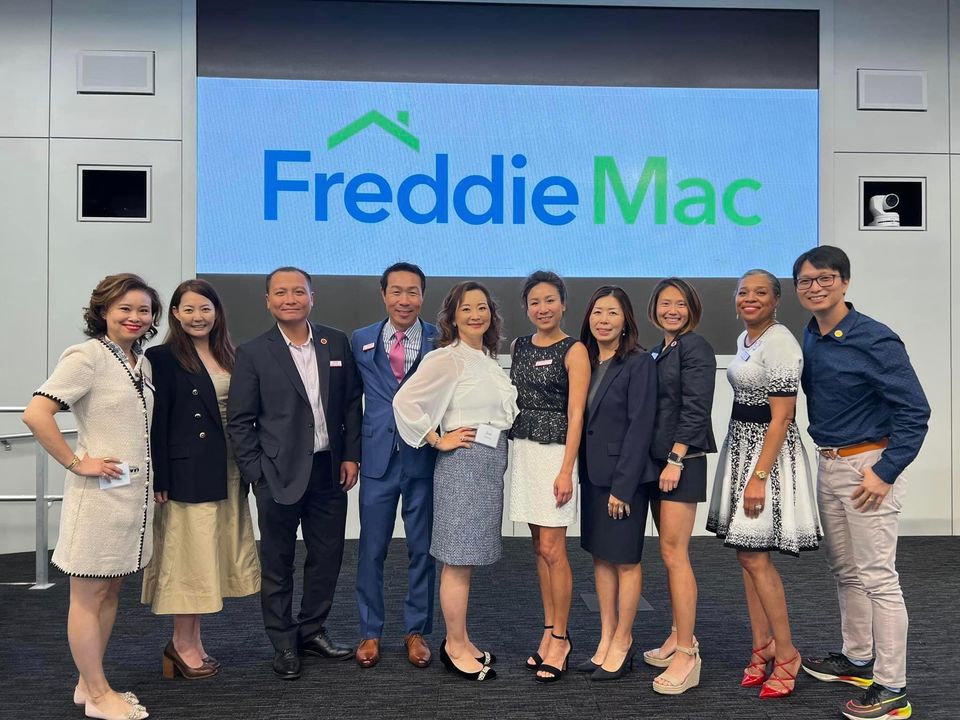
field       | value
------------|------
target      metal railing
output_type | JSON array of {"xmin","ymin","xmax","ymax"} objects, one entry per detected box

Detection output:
[{"xmin": 0, "ymin": 406, "xmax": 73, "ymax": 590}]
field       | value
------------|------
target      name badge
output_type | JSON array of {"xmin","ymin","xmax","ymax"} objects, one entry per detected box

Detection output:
[
  {"xmin": 534, "ymin": 359, "xmax": 553, "ymax": 367},
  {"xmin": 474, "ymin": 423, "xmax": 501, "ymax": 448},
  {"xmin": 739, "ymin": 349, "xmax": 751, "ymax": 361},
  {"xmin": 99, "ymin": 461, "xmax": 132, "ymax": 490},
  {"xmin": 330, "ymin": 360, "xmax": 343, "ymax": 367},
  {"xmin": 362, "ymin": 342, "xmax": 375, "ymax": 352}
]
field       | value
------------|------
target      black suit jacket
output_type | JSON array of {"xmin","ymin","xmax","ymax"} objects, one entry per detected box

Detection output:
[
  {"xmin": 226, "ymin": 323, "xmax": 362, "ymax": 505},
  {"xmin": 146, "ymin": 343, "xmax": 228, "ymax": 503},
  {"xmin": 650, "ymin": 331, "xmax": 718, "ymax": 460},
  {"xmin": 579, "ymin": 350, "xmax": 658, "ymax": 501}
]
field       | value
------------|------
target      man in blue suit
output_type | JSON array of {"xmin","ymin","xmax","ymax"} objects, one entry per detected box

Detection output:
[{"xmin": 351, "ymin": 262, "xmax": 438, "ymax": 668}]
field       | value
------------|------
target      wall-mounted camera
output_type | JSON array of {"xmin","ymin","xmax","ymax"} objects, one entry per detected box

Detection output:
[{"xmin": 859, "ymin": 177, "xmax": 925, "ymax": 231}]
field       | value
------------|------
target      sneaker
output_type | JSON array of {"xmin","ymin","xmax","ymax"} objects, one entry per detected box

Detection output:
[
  {"xmin": 802, "ymin": 652, "xmax": 875, "ymax": 688},
  {"xmin": 842, "ymin": 685, "xmax": 912, "ymax": 719}
]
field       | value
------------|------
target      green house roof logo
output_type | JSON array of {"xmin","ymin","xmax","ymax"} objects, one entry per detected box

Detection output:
[{"xmin": 327, "ymin": 110, "xmax": 420, "ymax": 152}]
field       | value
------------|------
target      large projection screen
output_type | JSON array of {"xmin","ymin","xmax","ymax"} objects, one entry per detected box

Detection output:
[{"xmin": 197, "ymin": 1, "xmax": 819, "ymax": 349}]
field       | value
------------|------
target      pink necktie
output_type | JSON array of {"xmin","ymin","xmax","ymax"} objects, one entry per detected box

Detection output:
[{"xmin": 389, "ymin": 331, "xmax": 406, "ymax": 383}]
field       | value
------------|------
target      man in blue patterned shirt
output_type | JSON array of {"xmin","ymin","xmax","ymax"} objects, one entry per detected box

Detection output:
[{"xmin": 793, "ymin": 245, "xmax": 928, "ymax": 720}]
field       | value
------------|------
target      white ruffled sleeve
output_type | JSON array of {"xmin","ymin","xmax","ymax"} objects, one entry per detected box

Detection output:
[{"xmin": 393, "ymin": 348, "xmax": 459, "ymax": 448}]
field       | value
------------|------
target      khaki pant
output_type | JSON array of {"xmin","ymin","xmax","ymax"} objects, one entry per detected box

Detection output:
[{"xmin": 817, "ymin": 448, "xmax": 908, "ymax": 689}]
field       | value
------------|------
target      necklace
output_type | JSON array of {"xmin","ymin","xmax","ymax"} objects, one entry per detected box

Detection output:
[{"xmin": 744, "ymin": 322, "xmax": 778, "ymax": 348}]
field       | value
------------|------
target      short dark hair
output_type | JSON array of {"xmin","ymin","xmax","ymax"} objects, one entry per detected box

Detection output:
[
  {"xmin": 792, "ymin": 245, "xmax": 851, "ymax": 284},
  {"xmin": 521, "ymin": 270, "xmax": 566, "ymax": 305},
  {"xmin": 83, "ymin": 273, "xmax": 162, "ymax": 341},
  {"xmin": 266, "ymin": 266, "xmax": 312, "ymax": 293},
  {"xmin": 647, "ymin": 277, "xmax": 703, "ymax": 334},
  {"xmin": 579, "ymin": 285, "xmax": 641, "ymax": 366},
  {"xmin": 380, "ymin": 262, "xmax": 426, "ymax": 293},
  {"xmin": 436, "ymin": 281, "xmax": 503, "ymax": 357}
]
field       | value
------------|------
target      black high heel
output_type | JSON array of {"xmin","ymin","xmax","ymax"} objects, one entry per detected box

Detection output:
[
  {"xmin": 590, "ymin": 642, "xmax": 636, "ymax": 681},
  {"xmin": 534, "ymin": 632, "xmax": 573, "ymax": 684},
  {"xmin": 525, "ymin": 624, "xmax": 553, "ymax": 670},
  {"xmin": 576, "ymin": 658, "xmax": 602, "ymax": 673},
  {"xmin": 439, "ymin": 639, "xmax": 496, "ymax": 682}
]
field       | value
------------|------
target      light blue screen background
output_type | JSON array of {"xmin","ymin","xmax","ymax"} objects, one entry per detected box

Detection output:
[{"xmin": 198, "ymin": 78, "xmax": 818, "ymax": 277}]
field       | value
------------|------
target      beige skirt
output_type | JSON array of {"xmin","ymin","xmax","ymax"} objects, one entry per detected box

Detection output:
[{"xmin": 141, "ymin": 461, "xmax": 260, "ymax": 614}]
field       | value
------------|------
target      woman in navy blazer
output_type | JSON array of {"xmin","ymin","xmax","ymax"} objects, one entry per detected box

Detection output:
[
  {"xmin": 142, "ymin": 279, "xmax": 260, "ymax": 679},
  {"xmin": 642, "ymin": 278, "xmax": 717, "ymax": 695},
  {"xmin": 576, "ymin": 286, "xmax": 657, "ymax": 681}
]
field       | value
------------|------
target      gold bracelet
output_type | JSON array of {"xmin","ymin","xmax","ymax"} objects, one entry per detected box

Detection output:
[{"xmin": 65, "ymin": 455, "xmax": 81, "ymax": 471}]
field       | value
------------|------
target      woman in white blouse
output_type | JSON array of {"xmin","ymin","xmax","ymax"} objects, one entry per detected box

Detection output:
[
  {"xmin": 394, "ymin": 281, "xmax": 518, "ymax": 683},
  {"xmin": 23, "ymin": 273, "xmax": 161, "ymax": 720}
]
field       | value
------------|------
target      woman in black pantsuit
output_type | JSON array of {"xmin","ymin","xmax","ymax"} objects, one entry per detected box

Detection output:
[{"xmin": 576, "ymin": 286, "xmax": 658, "ymax": 681}]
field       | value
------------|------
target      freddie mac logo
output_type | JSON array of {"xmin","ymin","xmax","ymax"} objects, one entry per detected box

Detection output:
[{"xmin": 263, "ymin": 110, "xmax": 762, "ymax": 228}]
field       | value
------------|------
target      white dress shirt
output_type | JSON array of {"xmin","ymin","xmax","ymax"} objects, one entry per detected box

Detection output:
[
  {"xmin": 278, "ymin": 324, "xmax": 330, "ymax": 452},
  {"xmin": 393, "ymin": 341, "xmax": 519, "ymax": 448}
]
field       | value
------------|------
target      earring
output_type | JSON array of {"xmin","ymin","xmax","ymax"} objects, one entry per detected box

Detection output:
[
  {"xmin": 736, "ymin": 312, "xmax": 740, "ymax": 320},
  {"xmin": 774, "ymin": 308, "xmax": 778, "ymax": 321}
]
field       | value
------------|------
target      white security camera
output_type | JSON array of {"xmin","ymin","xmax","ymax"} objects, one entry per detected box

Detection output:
[{"xmin": 868, "ymin": 194, "xmax": 900, "ymax": 227}]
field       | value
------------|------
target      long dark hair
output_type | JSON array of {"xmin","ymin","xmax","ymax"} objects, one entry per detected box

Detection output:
[
  {"xmin": 436, "ymin": 281, "xmax": 503, "ymax": 357},
  {"xmin": 579, "ymin": 285, "xmax": 641, "ymax": 367},
  {"xmin": 164, "ymin": 279, "xmax": 235, "ymax": 374},
  {"xmin": 83, "ymin": 273, "xmax": 162, "ymax": 341}
]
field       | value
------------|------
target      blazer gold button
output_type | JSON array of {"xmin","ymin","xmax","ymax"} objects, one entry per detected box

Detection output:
[
  {"xmin": 192, "ymin": 389, "xmax": 199, "ymax": 395},
  {"xmin": 194, "ymin": 413, "xmax": 201, "ymax": 419},
  {"xmin": 199, "ymin": 432, "xmax": 207, "ymax": 439}
]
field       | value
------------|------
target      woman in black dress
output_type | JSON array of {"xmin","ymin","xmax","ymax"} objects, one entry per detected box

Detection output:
[{"xmin": 576, "ymin": 286, "xmax": 657, "ymax": 681}]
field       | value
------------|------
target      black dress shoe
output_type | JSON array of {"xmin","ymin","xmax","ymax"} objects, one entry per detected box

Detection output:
[
  {"xmin": 300, "ymin": 631, "xmax": 355, "ymax": 660},
  {"xmin": 272, "ymin": 648, "xmax": 302, "ymax": 679}
]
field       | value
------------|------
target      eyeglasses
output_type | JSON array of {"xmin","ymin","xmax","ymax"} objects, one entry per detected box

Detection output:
[{"xmin": 796, "ymin": 273, "xmax": 840, "ymax": 291}]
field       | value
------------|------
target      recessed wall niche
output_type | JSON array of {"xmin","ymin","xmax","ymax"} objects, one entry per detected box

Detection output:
[
  {"xmin": 859, "ymin": 177, "xmax": 925, "ymax": 231},
  {"xmin": 77, "ymin": 165, "xmax": 151, "ymax": 222}
]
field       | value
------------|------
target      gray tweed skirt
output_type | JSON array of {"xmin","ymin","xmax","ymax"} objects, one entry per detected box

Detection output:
[{"xmin": 430, "ymin": 434, "xmax": 508, "ymax": 566}]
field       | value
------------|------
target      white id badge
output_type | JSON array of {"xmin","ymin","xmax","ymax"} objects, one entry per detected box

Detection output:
[
  {"xmin": 473, "ymin": 424, "xmax": 501, "ymax": 448},
  {"xmin": 100, "ymin": 461, "xmax": 132, "ymax": 490}
]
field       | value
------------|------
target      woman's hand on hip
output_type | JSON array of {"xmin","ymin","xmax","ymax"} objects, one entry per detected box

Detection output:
[
  {"xmin": 435, "ymin": 427, "xmax": 476, "ymax": 452},
  {"xmin": 73, "ymin": 453, "xmax": 122, "ymax": 479},
  {"xmin": 659, "ymin": 462, "xmax": 682, "ymax": 493},
  {"xmin": 553, "ymin": 470, "xmax": 573, "ymax": 507}
]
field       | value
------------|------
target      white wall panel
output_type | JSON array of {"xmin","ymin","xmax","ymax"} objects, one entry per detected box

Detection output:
[
  {"xmin": 833, "ymin": 152, "xmax": 951, "ymax": 534},
  {"xmin": 0, "ymin": 0, "xmax": 51, "ymax": 137},
  {"xmin": 50, "ymin": 0, "xmax": 181, "ymax": 140},
  {"xmin": 0, "ymin": 138, "xmax": 52, "ymax": 553},
  {"xmin": 950, "ymin": 157, "xmax": 960, "ymax": 533},
  {"xmin": 833, "ymin": 0, "xmax": 949, "ymax": 154},
  {"xmin": 47, "ymin": 138, "xmax": 182, "ymax": 366}
]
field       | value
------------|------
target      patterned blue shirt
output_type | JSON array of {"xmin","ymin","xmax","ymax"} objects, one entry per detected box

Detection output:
[{"xmin": 800, "ymin": 304, "xmax": 929, "ymax": 484}]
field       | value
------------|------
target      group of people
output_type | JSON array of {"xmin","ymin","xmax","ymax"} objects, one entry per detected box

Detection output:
[{"xmin": 21, "ymin": 245, "xmax": 928, "ymax": 720}]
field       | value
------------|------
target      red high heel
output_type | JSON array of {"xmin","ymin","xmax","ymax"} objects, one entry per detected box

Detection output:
[
  {"xmin": 759, "ymin": 653, "xmax": 801, "ymax": 699},
  {"xmin": 741, "ymin": 637, "xmax": 775, "ymax": 687}
]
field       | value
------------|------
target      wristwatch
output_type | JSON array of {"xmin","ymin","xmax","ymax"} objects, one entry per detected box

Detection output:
[
  {"xmin": 753, "ymin": 469, "xmax": 769, "ymax": 480},
  {"xmin": 666, "ymin": 451, "xmax": 685, "ymax": 468}
]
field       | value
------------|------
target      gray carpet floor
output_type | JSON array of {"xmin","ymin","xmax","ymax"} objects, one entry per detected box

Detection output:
[{"xmin": 1, "ymin": 536, "xmax": 955, "ymax": 720}]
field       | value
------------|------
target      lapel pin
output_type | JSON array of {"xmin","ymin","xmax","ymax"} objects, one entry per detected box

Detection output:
[
  {"xmin": 670, "ymin": 340, "xmax": 678, "ymax": 348},
  {"xmin": 320, "ymin": 337, "xmax": 328, "ymax": 345},
  {"xmin": 834, "ymin": 330, "xmax": 843, "ymax": 338}
]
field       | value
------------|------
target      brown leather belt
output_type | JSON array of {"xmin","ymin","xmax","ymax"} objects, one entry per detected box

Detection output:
[{"xmin": 818, "ymin": 438, "xmax": 888, "ymax": 459}]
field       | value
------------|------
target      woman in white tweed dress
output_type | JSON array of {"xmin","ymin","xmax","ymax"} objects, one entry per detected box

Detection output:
[
  {"xmin": 24, "ymin": 274, "xmax": 162, "ymax": 720},
  {"xmin": 394, "ymin": 281, "xmax": 518, "ymax": 682}
]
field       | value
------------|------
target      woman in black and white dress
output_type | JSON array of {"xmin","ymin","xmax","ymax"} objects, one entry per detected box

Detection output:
[
  {"xmin": 394, "ymin": 281, "xmax": 518, "ymax": 682},
  {"xmin": 24, "ymin": 273, "xmax": 162, "ymax": 720},
  {"xmin": 706, "ymin": 269, "xmax": 820, "ymax": 699},
  {"xmin": 509, "ymin": 271, "xmax": 589, "ymax": 683}
]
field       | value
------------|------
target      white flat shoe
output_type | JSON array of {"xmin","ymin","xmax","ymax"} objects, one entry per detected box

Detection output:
[
  {"xmin": 74, "ymin": 687, "xmax": 140, "ymax": 707},
  {"xmin": 84, "ymin": 699, "xmax": 149, "ymax": 720}
]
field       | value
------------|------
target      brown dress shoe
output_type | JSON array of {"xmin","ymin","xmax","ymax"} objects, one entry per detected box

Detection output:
[
  {"xmin": 356, "ymin": 638, "xmax": 380, "ymax": 668},
  {"xmin": 405, "ymin": 633, "xmax": 432, "ymax": 668}
]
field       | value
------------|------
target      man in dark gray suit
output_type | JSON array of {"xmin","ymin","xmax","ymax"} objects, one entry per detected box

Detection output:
[{"xmin": 227, "ymin": 267, "xmax": 362, "ymax": 679}]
